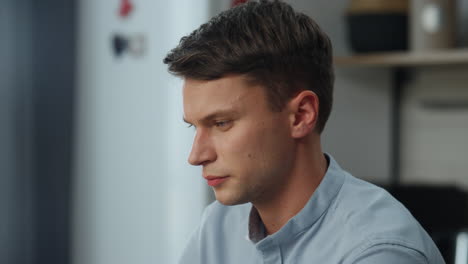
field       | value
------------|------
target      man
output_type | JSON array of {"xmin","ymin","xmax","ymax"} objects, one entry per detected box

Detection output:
[{"xmin": 163, "ymin": 1, "xmax": 445, "ymax": 263}]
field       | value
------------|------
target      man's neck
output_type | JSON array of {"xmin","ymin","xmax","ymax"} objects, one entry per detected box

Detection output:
[{"xmin": 252, "ymin": 139, "xmax": 328, "ymax": 235}]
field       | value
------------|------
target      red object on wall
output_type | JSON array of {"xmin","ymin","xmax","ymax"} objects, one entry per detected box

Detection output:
[
  {"xmin": 231, "ymin": 0, "xmax": 249, "ymax": 7},
  {"xmin": 119, "ymin": 0, "xmax": 133, "ymax": 17}
]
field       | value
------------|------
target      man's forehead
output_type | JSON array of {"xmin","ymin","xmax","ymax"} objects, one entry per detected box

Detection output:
[
  {"xmin": 182, "ymin": 76, "xmax": 263, "ymax": 122},
  {"xmin": 183, "ymin": 96, "xmax": 245, "ymax": 123},
  {"xmin": 183, "ymin": 76, "xmax": 258, "ymax": 105}
]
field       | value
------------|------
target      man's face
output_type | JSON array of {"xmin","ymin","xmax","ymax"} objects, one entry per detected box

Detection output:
[{"xmin": 183, "ymin": 75, "xmax": 295, "ymax": 205}]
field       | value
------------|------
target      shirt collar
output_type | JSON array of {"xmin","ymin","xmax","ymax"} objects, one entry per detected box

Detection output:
[
  {"xmin": 248, "ymin": 206, "xmax": 266, "ymax": 243},
  {"xmin": 248, "ymin": 153, "xmax": 345, "ymax": 246}
]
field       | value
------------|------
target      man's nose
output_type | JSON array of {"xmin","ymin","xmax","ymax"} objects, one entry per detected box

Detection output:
[{"xmin": 188, "ymin": 129, "xmax": 216, "ymax": 166}]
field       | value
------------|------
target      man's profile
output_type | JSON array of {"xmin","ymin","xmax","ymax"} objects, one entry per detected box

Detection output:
[{"xmin": 163, "ymin": 1, "xmax": 445, "ymax": 263}]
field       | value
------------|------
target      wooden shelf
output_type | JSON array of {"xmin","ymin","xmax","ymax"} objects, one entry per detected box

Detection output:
[{"xmin": 334, "ymin": 48, "xmax": 468, "ymax": 67}]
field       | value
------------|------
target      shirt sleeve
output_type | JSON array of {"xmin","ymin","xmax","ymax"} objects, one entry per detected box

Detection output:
[{"xmin": 351, "ymin": 243, "xmax": 430, "ymax": 264}]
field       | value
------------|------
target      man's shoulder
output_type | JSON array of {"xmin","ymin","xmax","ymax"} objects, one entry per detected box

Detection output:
[
  {"xmin": 329, "ymin": 172, "xmax": 442, "ymax": 262},
  {"xmin": 336, "ymin": 173, "xmax": 417, "ymax": 231}
]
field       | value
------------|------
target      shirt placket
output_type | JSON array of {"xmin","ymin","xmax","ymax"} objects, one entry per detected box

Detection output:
[{"xmin": 257, "ymin": 241, "xmax": 282, "ymax": 264}]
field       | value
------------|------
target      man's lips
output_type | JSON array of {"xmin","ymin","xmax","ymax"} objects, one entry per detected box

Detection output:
[{"xmin": 204, "ymin": 175, "xmax": 229, "ymax": 187}]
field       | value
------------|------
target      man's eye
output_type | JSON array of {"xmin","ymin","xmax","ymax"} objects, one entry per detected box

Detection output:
[{"xmin": 215, "ymin": 120, "xmax": 231, "ymax": 128}]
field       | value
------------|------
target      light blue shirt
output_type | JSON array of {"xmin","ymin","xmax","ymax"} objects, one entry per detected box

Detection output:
[{"xmin": 180, "ymin": 155, "xmax": 445, "ymax": 263}]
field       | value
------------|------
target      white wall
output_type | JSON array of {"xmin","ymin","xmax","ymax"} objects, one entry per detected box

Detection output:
[
  {"xmin": 399, "ymin": 2, "xmax": 468, "ymax": 187},
  {"xmin": 73, "ymin": 1, "xmax": 209, "ymax": 264},
  {"xmin": 401, "ymin": 66, "xmax": 468, "ymax": 188}
]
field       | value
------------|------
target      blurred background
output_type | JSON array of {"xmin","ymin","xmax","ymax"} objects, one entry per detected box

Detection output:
[{"xmin": 1, "ymin": 0, "xmax": 468, "ymax": 263}]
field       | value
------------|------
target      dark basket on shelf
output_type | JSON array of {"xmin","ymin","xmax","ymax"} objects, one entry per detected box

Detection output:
[{"xmin": 346, "ymin": 13, "xmax": 408, "ymax": 53}]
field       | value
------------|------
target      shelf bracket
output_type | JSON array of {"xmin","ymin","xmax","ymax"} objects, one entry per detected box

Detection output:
[{"xmin": 390, "ymin": 67, "xmax": 412, "ymax": 186}]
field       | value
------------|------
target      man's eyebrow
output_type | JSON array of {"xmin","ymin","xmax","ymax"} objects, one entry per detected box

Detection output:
[{"xmin": 183, "ymin": 109, "xmax": 240, "ymax": 125}]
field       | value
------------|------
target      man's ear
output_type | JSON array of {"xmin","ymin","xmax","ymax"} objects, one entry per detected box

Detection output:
[{"xmin": 287, "ymin": 90, "xmax": 319, "ymax": 138}]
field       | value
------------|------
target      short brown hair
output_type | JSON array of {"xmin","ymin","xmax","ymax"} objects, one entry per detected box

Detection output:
[{"xmin": 163, "ymin": 0, "xmax": 334, "ymax": 133}]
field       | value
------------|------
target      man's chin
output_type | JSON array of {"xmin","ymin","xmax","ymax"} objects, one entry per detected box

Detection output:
[{"xmin": 214, "ymin": 191, "xmax": 249, "ymax": 206}]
